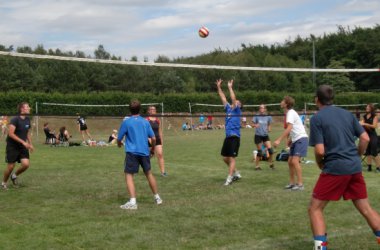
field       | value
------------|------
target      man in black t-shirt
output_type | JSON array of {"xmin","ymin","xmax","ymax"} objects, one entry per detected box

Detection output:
[{"xmin": 2, "ymin": 102, "xmax": 34, "ymax": 189}]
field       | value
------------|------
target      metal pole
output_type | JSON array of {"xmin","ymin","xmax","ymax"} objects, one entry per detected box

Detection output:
[
  {"xmin": 35, "ymin": 102, "xmax": 39, "ymax": 138},
  {"xmin": 313, "ymin": 40, "xmax": 316, "ymax": 87},
  {"xmin": 189, "ymin": 102, "xmax": 193, "ymax": 132}
]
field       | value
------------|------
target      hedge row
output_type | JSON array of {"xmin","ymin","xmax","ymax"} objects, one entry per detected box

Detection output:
[{"xmin": 0, "ymin": 91, "xmax": 378, "ymax": 116}]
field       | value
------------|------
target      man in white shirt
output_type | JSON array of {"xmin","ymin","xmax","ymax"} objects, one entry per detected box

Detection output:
[{"xmin": 274, "ymin": 96, "xmax": 308, "ymax": 191}]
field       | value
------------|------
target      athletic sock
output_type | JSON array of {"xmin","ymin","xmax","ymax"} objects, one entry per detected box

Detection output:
[
  {"xmin": 154, "ymin": 194, "xmax": 160, "ymax": 199},
  {"xmin": 129, "ymin": 198, "xmax": 136, "ymax": 204},
  {"xmin": 314, "ymin": 235, "xmax": 327, "ymax": 250},
  {"xmin": 374, "ymin": 231, "xmax": 380, "ymax": 244}
]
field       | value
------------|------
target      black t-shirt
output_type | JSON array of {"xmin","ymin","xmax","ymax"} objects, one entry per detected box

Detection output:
[
  {"xmin": 77, "ymin": 117, "xmax": 86, "ymax": 126},
  {"xmin": 363, "ymin": 114, "xmax": 377, "ymax": 136},
  {"xmin": 7, "ymin": 116, "xmax": 31, "ymax": 146}
]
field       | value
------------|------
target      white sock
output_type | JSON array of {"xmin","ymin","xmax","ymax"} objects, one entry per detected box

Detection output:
[
  {"xmin": 12, "ymin": 173, "xmax": 17, "ymax": 179},
  {"xmin": 154, "ymin": 194, "xmax": 160, "ymax": 199},
  {"xmin": 129, "ymin": 198, "xmax": 136, "ymax": 204}
]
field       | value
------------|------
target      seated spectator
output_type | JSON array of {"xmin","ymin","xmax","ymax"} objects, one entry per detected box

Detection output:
[
  {"xmin": 182, "ymin": 122, "xmax": 191, "ymax": 131},
  {"xmin": 108, "ymin": 129, "xmax": 118, "ymax": 144},
  {"xmin": 43, "ymin": 123, "xmax": 56, "ymax": 144},
  {"xmin": 58, "ymin": 126, "xmax": 71, "ymax": 145}
]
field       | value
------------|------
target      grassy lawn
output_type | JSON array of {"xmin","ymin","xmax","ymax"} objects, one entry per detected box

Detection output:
[{"xmin": 1, "ymin": 124, "xmax": 380, "ymax": 249}]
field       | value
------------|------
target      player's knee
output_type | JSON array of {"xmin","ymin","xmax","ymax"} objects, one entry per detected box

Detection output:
[
  {"xmin": 257, "ymin": 150, "xmax": 263, "ymax": 157},
  {"xmin": 268, "ymin": 148, "xmax": 274, "ymax": 155}
]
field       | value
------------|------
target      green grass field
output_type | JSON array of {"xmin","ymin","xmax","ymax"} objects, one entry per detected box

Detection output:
[{"xmin": 1, "ymin": 124, "xmax": 380, "ymax": 249}]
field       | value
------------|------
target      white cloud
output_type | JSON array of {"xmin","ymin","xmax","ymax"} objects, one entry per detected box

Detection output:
[{"xmin": 1, "ymin": 0, "xmax": 380, "ymax": 61}]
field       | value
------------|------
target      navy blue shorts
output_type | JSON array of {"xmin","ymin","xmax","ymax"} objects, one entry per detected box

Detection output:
[
  {"xmin": 124, "ymin": 152, "xmax": 151, "ymax": 174},
  {"xmin": 289, "ymin": 137, "xmax": 308, "ymax": 157}
]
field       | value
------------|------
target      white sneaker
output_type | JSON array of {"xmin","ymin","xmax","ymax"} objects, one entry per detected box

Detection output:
[
  {"xmin": 291, "ymin": 184, "xmax": 304, "ymax": 191},
  {"xmin": 155, "ymin": 197, "xmax": 163, "ymax": 205},
  {"xmin": 232, "ymin": 171, "xmax": 241, "ymax": 181},
  {"xmin": 284, "ymin": 184, "xmax": 295, "ymax": 189},
  {"xmin": 1, "ymin": 182, "xmax": 8, "ymax": 190},
  {"xmin": 224, "ymin": 176, "xmax": 233, "ymax": 186},
  {"xmin": 120, "ymin": 201, "xmax": 138, "ymax": 210}
]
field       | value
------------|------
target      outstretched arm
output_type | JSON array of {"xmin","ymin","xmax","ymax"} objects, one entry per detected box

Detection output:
[
  {"xmin": 216, "ymin": 79, "xmax": 228, "ymax": 106},
  {"xmin": 227, "ymin": 80, "xmax": 237, "ymax": 108}
]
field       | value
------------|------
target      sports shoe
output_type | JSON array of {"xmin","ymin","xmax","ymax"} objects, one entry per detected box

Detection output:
[
  {"xmin": 224, "ymin": 176, "xmax": 233, "ymax": 186},
  {"xmin": 232, "ymin": 171, "xmax": 241, "ymax": 181},
  {"xmin": 1, "ymin": 182, "xmax": 8, "ymax": 190},
  {"xmin": 284, "ymin": 184, "xmax": 295, "ymax": 189},
  {"xmin": 269, "ymin": 164, "xmax": 275, "ymax": 170},
  {"xmin": 120, "ymin": 201, "xmax": 138, "ymax": 210},
  {"xmin": 155, "ymin": 197, "xmax": 163, "ymax": 205},
  {"xmin": 10, "ymin": 174, "xmax": 18, "ymax": 185},
  {"xmin": 291, "ymin": 184, "xmax": 304, "ymax": 191},
  {"xmin": 161, "ymin": 172, "xmax": 168, "ymax": 177},
  {"xmin": 255, "ymin": 166, "xmax": 262, "ymax": 171}
]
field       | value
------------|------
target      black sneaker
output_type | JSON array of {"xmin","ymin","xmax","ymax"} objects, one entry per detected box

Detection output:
[
  {"xmin": 368, "ymin": 166, "xmax": 372, "ymax": 172},
  {"xmin": 10, "ymin": 175, "xmax": 18, "ymax": 185}
]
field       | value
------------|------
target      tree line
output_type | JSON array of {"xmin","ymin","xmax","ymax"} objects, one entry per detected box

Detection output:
[{"xmin": 0, "ymin": 25, "xmax": 379, "ymax": 94}]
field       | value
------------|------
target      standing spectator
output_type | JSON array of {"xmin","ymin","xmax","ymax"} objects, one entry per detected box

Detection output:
[
  {"xmin": 2, "ymin": 102, "xmax": 34, "ymax": 189},
  {"xmin": 274, "ymin": 96, "xmax": 308, "ymax": 191},
  {"xmin": 76, "ymin": 113, "xmax": 92, "ymax": 143},
  {"xmin": 1, "ymin": 115, "xmax": 9, "ymax": 137},
  {"xmin": 308, "ymin": 85, "xmax": 380, "ymax": 249},
  {"xmin": 199, "ymin": 113, "xmax": 205, "ymax": 128},
  {"xmin": 147, "ymin": 105, "xmax": 167, "ymax": 177},
  {"xmin": 207, "ymin": 115, "xmax": 213, "ymax": 129},
  {"xmin": 117, "ymin": 100, "xmax": 162, "ymax": 210},
  {"xmin": 216, "ymin": 79, "xmax": 242, "ymax": 186},
  {"xmin": 360, "ymin": 103, "xmax": 380, "ymax": 172},
  {"xmin": 252, "ymin": 104, "xmax": 274, "ymax": 170}
]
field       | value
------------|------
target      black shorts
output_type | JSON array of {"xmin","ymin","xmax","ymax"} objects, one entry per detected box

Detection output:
[
  {"xmin": 124, "ymin": 152, "xmax": 151, "ymax": 174},
  {"xmin": 365, "ymin": 134, "xmax": 378, "ymax": 157},
  {"xmin": 148, "ymin": 137, "xmax": 162, "ymax": 147},
  {"xmin": 221, "ymin": 136, "xmax": 240, "ymax": 157},
  {"xmin": 6, "ymin": 144, "xmax": 29, "ymax": 163},
  {"xmin": 254, "ymin": 134, "xmax": 270, "ymax": 144},
  {"xmin": 80, "ymin": 124, "xmax": 88, "ymax": 131}
]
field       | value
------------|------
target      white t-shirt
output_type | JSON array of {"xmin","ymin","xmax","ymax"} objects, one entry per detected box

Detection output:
[{"xmin": 286, "ymin": 109, "xmax": 308, "ymax": 142}]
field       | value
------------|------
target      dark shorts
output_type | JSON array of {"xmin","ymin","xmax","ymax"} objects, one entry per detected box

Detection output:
[
  {"xmin": 124, "ymin": 152, "xmax": 151, "ymax": 174},
  {"xmin": 221, "ymin": 136, "xmax": 240, "ymax": 157},
  {"xmin": 148, "ymin": 137, "xmax": 162, "ymax": 146},
  {"xmin": 6, "ymin": 144, "xmax": 29, "ymax": 163},
  {"xmin": 313, "ymin": 172, "xmax": 367, "ymax": 201},
  {"xmin": 80, "ymin": 124, "xmax": 88, "ymax": 131},
  {"xmin": 365, "ymin": 134, "xmax": 378, "ymax": 157},
  {"xmin": 254, "ymin": 134, "xmax": 270, "ymax": 145},
  {"xmin": 289, "ymin": 137, "xmax": 308, "ymax": 157}
]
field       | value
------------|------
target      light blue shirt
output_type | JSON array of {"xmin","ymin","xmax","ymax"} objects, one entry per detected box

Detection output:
[
  {"xmin": 252, "ymin": 115, "xmax": 272, "ymax": 136},
  {"xmin": 117, "ymin": 115, "xmax": 155, "ymax": 156}
]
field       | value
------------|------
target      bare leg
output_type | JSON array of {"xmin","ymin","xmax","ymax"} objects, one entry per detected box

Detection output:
[
  {"xmin": 291, "ymin": 156, "xmax": 303, "ymax": 185},
  {"xmin": 287, "ymin": 157, "xmax": 295, "ymax": 184},
  {"xmin": 353, "ymin": 199, "xmax": 380, "ymax": 231},
  {"xmin": 144, "ymin": 170, "xmax": 158, "ymax": 194},
  {"xmin": 3, "ymin": 163, "xmax": 16, "ymax": 183},
  {"xmin": 155, "ymin": 145, "xmax": 165, "ymax": 174},
  {"xmin": 125, "ymin": 173, "xmax": 136, "ymax": 198},
  {"xmin": 15, "ymin": 159, "xmax": 30, "ymax": 176},
  {"xmin": 308, "ymin": 197, "xmax": 329, "ymax": 235}
]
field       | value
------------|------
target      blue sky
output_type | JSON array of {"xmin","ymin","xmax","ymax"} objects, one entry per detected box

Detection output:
[{"xmin": 1, "ymin": 0, "xmax": 379, "ymax": 61}]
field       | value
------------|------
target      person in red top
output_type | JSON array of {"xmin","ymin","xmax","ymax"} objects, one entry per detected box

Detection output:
[{"xmin": 147, "ymin": 106, "xmax": 167, "ymax": 177}]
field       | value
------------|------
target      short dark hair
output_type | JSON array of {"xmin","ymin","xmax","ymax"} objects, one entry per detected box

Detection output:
[
  {"xmin": 316, "ymin": 85, "xmax": 334, "ymax": 105},
  {"xmin": 129, "ymin": 100, "xmax": 141, "ymax": 115}
]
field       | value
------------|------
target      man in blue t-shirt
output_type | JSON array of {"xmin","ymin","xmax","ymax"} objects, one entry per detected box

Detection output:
[
  {"xmin": 308, "ymin": 85, "xmax": 380, "ymax": 249},
  {"xmin": 2, "ymin": 102, "xmax": 34, "ymax": 189},
  {"xmin": 252, "ymin": 104, "xmax": 274, "ymax": 170},
  {"xmin": 216, "ymin": 79, "xmax": 242, "ymax": 186},
  {"xmin": 117, "ymin": 100, "xmax": 162, "ymax": 210}
]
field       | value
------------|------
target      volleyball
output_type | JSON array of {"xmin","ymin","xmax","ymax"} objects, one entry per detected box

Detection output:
[{"xmin": 198, "ymin": 26, "xmax": 209, "ymax": 38}]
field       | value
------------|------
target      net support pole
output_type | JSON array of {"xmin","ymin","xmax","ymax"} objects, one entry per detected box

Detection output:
[
  {"xmin": 161, "ymin": 102, "xmax": 164, "ymax": 134},
  {"xmin": 189, "ymin": 102, "xmax": 193, "ymax": 132},
  {"xmin": 35, "ymin": 102, "xmax": 39, "ymax": 138}
]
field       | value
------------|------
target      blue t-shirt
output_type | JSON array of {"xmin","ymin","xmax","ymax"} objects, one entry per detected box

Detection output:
[
  {"xmin": 252, "ymin": 115, "xmax": 272, "ymax": 136},
  {"xmin": 225, "ymin": 103, "xmax": 241, "ymax": 137},
  {"xmin": 117, "ymin": 115, "xmax": 155, "ymax": 156},
  {"xmin": 309, "ymin": 106, "xmax": 365, "ymax": 175}
]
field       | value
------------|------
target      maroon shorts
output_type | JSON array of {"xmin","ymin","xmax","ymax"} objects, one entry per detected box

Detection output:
[{"xmin": 312, "ymin": 172, "xmax": 367, "ymax": 201}]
